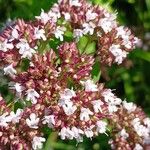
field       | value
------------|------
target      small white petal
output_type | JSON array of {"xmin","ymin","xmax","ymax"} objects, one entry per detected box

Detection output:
[
  {"xmin": 4, "ymin": 64, "xmax": 17, "ymax": 76},
  {"xmin": 81, "ymin": 79, "xmax": 98, "ymax": 92},
  {"xmin": 0, "ymin": 40, "xmax": 14, "ymax": 52},
  {"xmin": 26, "ymin": 113, "xmax": 39, "ymax": 129},
  {"xmin": 26, "ymin": 89, "xmax": 40, "ymax": 104},
  {"xmin": 32, "ymin": 136, "xmax": 46, "ymax": 150},
  {"xmin": 80, "ymin": 107, "xmax": 93, "ymax": 121},
  {"xmin": 36, "ymin": 9, "xmax": 50, "ymax": 24},
  {"xmin": 96, "ymin": 120, "xmax": 107, "ymax": 134}
]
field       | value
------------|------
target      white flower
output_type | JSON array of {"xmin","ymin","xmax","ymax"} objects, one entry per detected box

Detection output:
[
  {"xmin": 0, "ymin": 112, "xmax": 11, "ymax": 127},
  {"xmin": 132, "ymin": 118, "xmax": 149, "ymax": 138},
  {"xmin": 133, "ymin": 144, "xmax": 143, "ymax": 150},
  {"xmin": 73, "ymin": 29, "xmax": 83, "ymax": 40},
  {"xmin": 48, "ymin": 4, "xmax": 61, "ymax": 22},
  {"xmin": 59, "ymin": 127, "xmax": 74, "ymax": 140},
  {"xmin": 54, "ymin": 26, "xmax": 66, "ymax": 41},
  {"xmin": 119, "ymin": 129, "xmax": 129, "ymax": 139},
  {"xmin": 11, "ymin": 28, "xmax": 19, "ymax": 39},
  {"xmin": 86, "ymin": 10, "xmax": 97, "ymax": 22},
  {"xmin": 98, "ymin": 14, "xmax": 117, "ymax": 33},
  {"xmin": 69, "ymin": 0, "xmax": 81, "ymax": 7},
  {"xmin": 4, "ymin": 64, "xmax": 17, "ymax": 76},
  {"xmin": 62, "ymin": 103, "xmax": 77, "ymax": 115},
  {"xmin": 83, "ymin": 22, "xmax": 96, "ymax": 35},
  {"xmin": 116, "ymin": 26, "xmax": 126, "ymax": 38},
  {"xmin": 81, "ymin": 79, "xmax": 98, "ymax": 92},
  {"xmin": 58, "ymin": 88, "xmax": 77, "ymax": 115},
  {"xmin": 32, "ymin": 136, "xmax": 46, "ymax": 150},
  {"xmin": 102, "ymin": 89, "xmax": 114, "ymax": 102},
  {"xmin": 42, "ymin": 115, "xmax": 55, "ymax": 128},
  {"xmin": 26, "ymin": 89, "xmax": 40, "ymax": 104},
  {"xmin": 109, "ymin": 44, "xmax": 128, "ymax": 64},
  {"xmin": 102, "ymin": 89, "xmax": 121, "ymax": 105},
  {"xmin": 84, "ymin": 126, "xmax": 94, "ymax": 138},
  {"xmin": 80, "ymin": 107, "xmax": 93, "ymax": 121},
  {"xmin": 14, "ymin": 83, "xmax": 24, "ymax": 94},
  {"xmin": 16, "ymin": 39, "xmax": 30, "ymax": 51},
  {"xmin": 34, "ymin": 27, "xmax": 46, "ymax": 41},
  {"xmin": 71, "ymin": 127, "xmax": 84, "ymax": 142},
  {"xmin": 36, "ymin": 9, "xmax": 50, "ymax": 24},
  {"xmin": 60, "ymin": 88, "xmax": 76, "ymax": 100},
  {"xmin": 123, "ymin": 39, "xmax": 132, "ymax": 49},
  {"xmin": 144, "ymin": 118, "xmax": 150, "ymax": 128},
  {"xmin": 16, "ymin": 39, "xmax": 36, "ymax": 59},
  {"xmin": 96, "ymin": 120, "xmax": 107, "ymax": 134},
  {"xmin": 116, "ymin": 26, "xmax": 132, "ymax": 49},
  {"xmin": 91, "ymin": 99, "xmax": 104, "ymax": 113},
  {"xmin": 63, "ymin": 12, "xmax": 71, "ymax": 21},
  {"xmin": 108, "ymin": 104, "xmax": 118, "ymax": 113},
  {"xmin": 0, "ymin": 40, "xmax": 14, "ymax": 52},
  {"xmin": 26, "ymin": 113, "xmax": 39, "ymax": 129},
  {"xmin": 8, "ymin": 109, "xmax": 23, "ymax": 123},
  {"xmin": 123, "ymin": 101, "xmax": 136, "ymax": 113},
  {"xmin": 136, "ymin": 125, "xmax": 149, "ymax": 138},
  {"xmin": 21, "ymin": 48, "xmax": 36, "ymax": 59},
  {"xmin": 132, "ymin": 118, "xmax": 140, "ymax": 126}
]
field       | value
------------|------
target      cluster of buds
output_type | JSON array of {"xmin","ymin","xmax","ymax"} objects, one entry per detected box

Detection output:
[
  {"xmin": 0, "ymin": 0, "xmax": 149, "ymax": 150},
  {"xmin": 109, "ymin": 100, "xmax": 150, "ymax": 150}
]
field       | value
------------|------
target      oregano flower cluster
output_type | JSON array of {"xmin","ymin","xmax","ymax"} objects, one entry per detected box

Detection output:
[{"xmin": 0, "ymin": 0, "xmax": 149, "ymax": 149}]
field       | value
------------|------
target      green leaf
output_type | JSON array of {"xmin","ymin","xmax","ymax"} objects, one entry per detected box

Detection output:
[
  {"xmin": 91, "ymin": 61, "xmax": 101, "ymax": 83},
  {"xmin": 77, "ymin": 36, "xmax": 89, "ymax": 54},
  {"xmin": 146, "ymin": 0, "xmax": 150, "ymax": 10},
  {"xmin": 44, "ymin": 132, "xmax": 57, "ymax": 150},
  {"xmin": 64, "ymin": 31, "xmax": 73, "ymax": 41},
  {"xmin": 131, "ymin": 49, "xmax": 150, "ymax": 62},
  {"xmin": 85, "ymin": 41, "xmax": 96, "ymax": 54}
]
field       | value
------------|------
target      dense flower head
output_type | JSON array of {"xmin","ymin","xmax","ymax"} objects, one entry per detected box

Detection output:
[{"xmin": 0, "ymin": 0, "xmax": 148, "ymax": 149}]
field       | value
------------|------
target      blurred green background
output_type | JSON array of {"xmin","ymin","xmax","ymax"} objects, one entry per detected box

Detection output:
[{"xmin": 0, "ymin": 0, "xmax": 150, "ymax": 149}]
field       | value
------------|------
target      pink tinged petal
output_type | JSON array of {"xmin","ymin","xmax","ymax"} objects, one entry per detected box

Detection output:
[
  {"xmin": 86, "ymin": 10, "xmax": 98, "ymax": 22},
  {"xmin": 0, "ymin": 40, "xmax": 14, "ymax": 52},
  {"xmin": 0, "ymin": 112, "xmax": 10, "ymax": 127},
  {"xmin": 69, "ymin": 0, "xmax": 81, "ymax": 7},
  {"xmin": 123, "ymin": 101, "xmax": 136, "ymax": 113},
  {"xmin": 63, "ymin": 12, "xmax": 71, "ymax": 21},
  {"xmin": 119, "ymin": 129, "xmax": 129, "ymax": 139},
  {"xmin": 12, "ymin": 28, "xmax": 19, "ymax": 39},
  {"xmin": 32, "ymin": 136, "xmax": 46, "ymax": 150},
  {"xmin": 26, "ymin": 89, "xmax": 40, "ymax": 104},
  {"xmin": 4, "ymin": 64, "xmax": 17, "ymax": 76},
  {"xmin": 35, "ymin": 9, "xmax": 50, "ymax": 24},
  {"xmin": 80, "ymin": 107, "xmax": 93, "ymax": 121},
  {"xmin": 34, "ymin": 28, "xmax": 47, "ymax": 41},
  {"xmin": 26, "ymin": 113, "xmax": 39, "ymax": 129},
  {"xmin": 42, "ymin": 115, "xmax": 55, "ymax": 128},
  {"xmin": 62, "ymin": 103, "xmax": 77, "ymax": 115},
  {"xmin": 60, "ymin": 88, "xmax": 76, "ymax": 100},
  {"xmin": 84, "ymin": 127, "xmax": 94, "ymax": 138},
  {"xmin": 59, "ymin": 127, "xmax": 74, "ymax": 140},
  {"xmin": 8, "ymin": 109, "xmax": 23, "ymax": 123},
  {"xmin": 54, "ymin": 26, "xmax": 66, "ymax": 41},
  {"xmin": 73, "ymin": 29, "xmax": 83, "ymax": 40},
  {"xmin": 81, "ymin": 79, "xmax": 98, "ymax": 92},
  {"xmin": 83, "ymin": 22, "xmax": 96, "ymax": 35},
  {"xmin": 48, "ymin": 4, "xmax": 61, "ymax": 22},
  {"xmin": 133, "ymin": 144, "xmax": 143, "ymax": 150},
  {"xmin": 91, "ymin": 100, "xmax": 104, "ymax": 113},
  {"xmin": 14, "ymin": 83, "xmax": 24, "ymax": 94},
  {"xmin": 96, "ymin": 120, "xmax": 107, "ymax": 134}
]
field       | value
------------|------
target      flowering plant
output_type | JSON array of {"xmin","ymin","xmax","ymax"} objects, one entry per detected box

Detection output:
[{"xmin": 0, "ymin": 0, "xmax": 150, "ymax": 149}]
